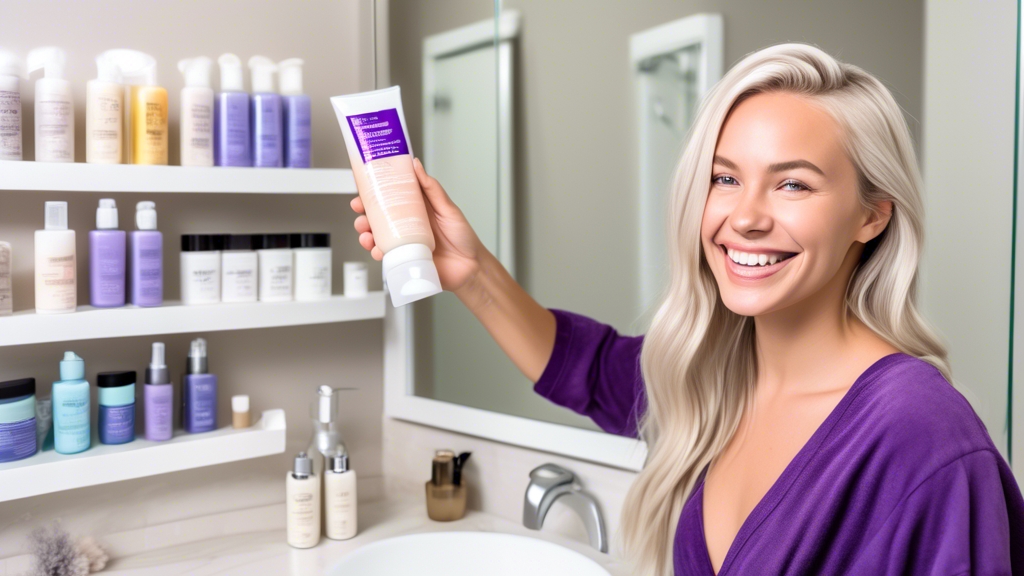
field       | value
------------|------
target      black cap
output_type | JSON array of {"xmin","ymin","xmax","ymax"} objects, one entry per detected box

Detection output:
[
  {"xmin": 254, "ymin": 233, "xmax": 290, "ymax": 250},
  {"xmin": 211, "ymin": 234, "xmax": 228, "ymax": 250},
  {"xmin": 0, "ymin": 378, "xmax": 35, "ymax": 400},
  {"xmin": 181, "ymin": 234, "xmax": 216, "ymax": 252},
  {"xmin": 97, "ymin": 371, "xmax": 137, "ymax": 388},
  {"xmin": 290, "ymin": 233, "xmax": 330, "ymax": 249},
  {"xmin": 224, "ymin": 234, "xmax": 254, "ymax": 250}
]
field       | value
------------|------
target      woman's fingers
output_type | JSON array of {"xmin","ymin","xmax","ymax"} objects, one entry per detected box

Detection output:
[
  {"xmin": 353, "ymin": 214, "xmax": 370, "ymax": 234},
  {"xmin": 413, "ymin": 157, "xmax": 456, "ymax": 213},
  {"xmin": 358, "ymin": 231, "xmax": 376, "ymax": 252},
  {"xmin": 370, "ymin": 246, "xmax": 383, "ymax": 261},
  {"xmin": 350, "ymin": 196, "xmax": 365, "ymax": 214}
]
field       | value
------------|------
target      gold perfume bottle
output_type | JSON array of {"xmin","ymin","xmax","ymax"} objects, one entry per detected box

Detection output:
[{"xmin": 425, "ymin": 449, "xmax": 472, "ymax": 521}]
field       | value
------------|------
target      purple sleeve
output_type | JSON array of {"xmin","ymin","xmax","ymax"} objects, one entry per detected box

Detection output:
[
  {"xmin": 532, "ymin": 309, "xmax": 646, "ymax": 438},
  {"xmin": 854, "ymin": 449, "xmax": 1024, "ymax": 575}
]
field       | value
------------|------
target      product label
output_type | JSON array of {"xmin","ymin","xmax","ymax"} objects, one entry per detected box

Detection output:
[
  {"xmin": 91, "ymin": 93, "xmax": 122, "ymax": 156},
  {"xmin": 223, "ymin": 267, "xmax": 256, "ymax": 299},
  {"xmin": 0, "ymin": 418, "xmax": 36, "ymax": 462},
  {"xmin": 190, "ymin": 380, "xmax": 216, "ymax": 430},
  {"xmin": 0, "ymin": 88, "xmax": 22, "ymax": 160},
  {"xmin": 99, "ymin": 404, "xmax": 135, "ymax": 444},
  {"xmin": 346, "ymin": 108, "xmax": 409, "ymax": 163},
  {"xmin": 37, "ymin": 252, "xmax": 76, "ymax": 311},
  {"xmin": 0, "ymin": 245, "xmax": 11, "ymax": 313},
  {"xmin": 55, "ymin": 393, "xmax": 89, "ymax": 452},
  {"xmin": 37, "ymin": 98, "xmax": 73, "ymax": 162},
  {"xmin": 188, "ymin": 102, "xmax": 213, "ymax": 149},
  {"xmin": 145, "ymin": 387, "xmax": 172, "ymax": 439}
]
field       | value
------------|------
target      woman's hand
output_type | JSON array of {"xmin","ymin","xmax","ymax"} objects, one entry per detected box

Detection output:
[{"xmin": 351, "ymin": 157, "xmax": 486, "ymax": 294}]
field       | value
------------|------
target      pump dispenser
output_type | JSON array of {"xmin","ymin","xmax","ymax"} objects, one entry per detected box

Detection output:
[
  {"xmin": 214, "ymin": 53, "xmax": 251, "ymax": 167},
  {"xmin": 279, "ymin": 58, "xmax": 311, "ymax": 168},
  {"xmin": 324, "ymin": 452, "xmax": 358, "ymax": 540},
  {"xmin": 287, "ymin": 451, "xmax": 321, "ymax": 548},
  {"xmin": 89, "ymin": 199, "xmax": 126, "ymax": 308},
  {"xmin": 52, "ymin": 352, "xmax": 90, "ymax": 454},
  {"xmin": 86, "ymin": 55, "xmax": 123, "ymax": 164},
  {"xmin": 27, "ymin": 47, "xmax": 74, "ymax": 162},
  {"xmin": 178, "ymin": 57, "xmax": 214, "ymax": 166},
  {"xmin": 426, "ymin": 450, "xmax": 472, "ymax": 521},
  {"xmin": 182, "ymin": 337, "xmax": 218, "ymax": 433},
  {"xmin": 144, "ymin": 342, "xmax": 173, "ymax": 441},
  {"xmin": 248, "ymin": 56, "xmax": 283, "ymax": 167},
  {"xmin": 0, "ymin": 49, "xmax": 24, "ymax": 161},
  {"xmin": 128, "ymin": 201, "xmax": 163, "ymax": 307},
  {"xmin": 35, "ymin": 201, "xmax": 76, "ymax": 314},
  {"xmin": 102, "ymin": 49, "xmax": 166, "ymax": 165}
]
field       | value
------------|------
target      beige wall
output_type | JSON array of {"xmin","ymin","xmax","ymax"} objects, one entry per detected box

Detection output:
[{"xmin": 0, "ymin": 0, "xmax": 385, "ymax": 555}]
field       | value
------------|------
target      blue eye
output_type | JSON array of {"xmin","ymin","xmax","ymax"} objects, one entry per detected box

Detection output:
[
  {"xmin": 781, "ymin": 180, "xmax": 810, "ymax": 191},
  {"xmin": 712, "ymin": 176, "xmax": 737, "ymax": 186}
]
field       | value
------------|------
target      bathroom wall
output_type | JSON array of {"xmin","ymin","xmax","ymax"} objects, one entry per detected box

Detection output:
[{"xmin": 0, "ymin": 0, "xmax": 385, "ymax": 556}]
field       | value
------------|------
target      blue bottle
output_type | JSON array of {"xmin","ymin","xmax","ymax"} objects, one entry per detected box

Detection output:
[
  {"xmin": 279, "ymin": 58, "xmax": 311, "ymax": 168},
  {"xmin": 53, "ymin": 352, "xmax": 90, "ymax": 454},
  {"xmin": 97, "ymin": 370, "xmax": 136, "ymax": 445},
  {"xmin": 182, "ymin": 337, "xmax": 218, "ymax": 433},
  {"xmin": 0, "ymin": 378, "xmax": 37, "ymax": 463},
  {"xmin": 248, "ymin": 56, "xmax": 283, "ymax": 168}
]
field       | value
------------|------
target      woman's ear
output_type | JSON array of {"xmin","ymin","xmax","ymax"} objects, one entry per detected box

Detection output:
[{"xmin": 858, "ymin": 200, "xmax": 893, "ymax": 243}]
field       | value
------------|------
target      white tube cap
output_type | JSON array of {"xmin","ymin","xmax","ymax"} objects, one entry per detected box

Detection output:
[
  {"xmin": 136, "ymin": 201, "xmax": 157, "ymax": 231},
  {"xmin": 44, "ymin": 201, "xmax": 68, "ymax": 231},
  {"xmin": 96, "ymin": 198, "xmax": 118, "ymax": 230},
  {"xmin": 247, "ymin": 55, "xmax": 276, "ymax": 93},
  {"xmin": 232, "ymin": 394, "xmax": 250, "ymax": 413},
  {"xmin": 178, "ymin": 56, "xmax": 212, "ymax": 88},
  {"xmin": 382, "ymin": 243, "xmax": 442, "ymax": 307},
  {"xmin": 218, "ymin": 53, "xmax": 244, "ymax": 92}
]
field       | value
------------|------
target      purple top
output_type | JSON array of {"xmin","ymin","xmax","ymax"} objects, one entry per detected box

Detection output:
[{"xmin": 534, "ymin": 309, "xmax": 1024, "ymax": 575}]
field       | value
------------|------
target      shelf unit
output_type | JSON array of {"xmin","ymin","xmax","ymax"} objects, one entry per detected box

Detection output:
[
  {"xmin": 0, "ymin": 162, "xmax": 357, "ymax": 194},
  {"xmin": 0, "ymin": 409, "xmax": 287, "ymax": 502},
  {"xmin": 0, "ymin": 293, "xmax": 386, "ymax": 347}
]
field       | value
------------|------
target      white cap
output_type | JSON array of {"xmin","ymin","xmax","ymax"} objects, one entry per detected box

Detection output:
[
  {"xmin": 278, "ymin": 58, "xmax": 304, "ymax": 96},
  {"xmin": 382, "ymin": 244, "xmax": 442, "ymax": 307},
  {"xmin": 94, "ymin": 54, "xmax": 121, "ymax": 83},
  {"xmin": 0, "ymin": 49, "xmax": 22, "ymax": 78},
  {"xmin": 247, "ymin": 55, "xmax": 277, "ymax": 93},
  {"xmin": 44, "ymin": 201, "xmax": 68, "ymax": 231},
  {"xmin": 136, "ymin": 201, "xmax": 157, "ymax": 231},
  {"xmin": 232, "ymin": 394, "xmax": 250, "ymax": 413},
  {"xmin": 26, "ymin": 47, "xmax": 66, "ymax": 79},
  {"xmin": 96, "ymin": 199, "xmax": 118, "ymax": 230},
  {"xmin": 217, "ymin": 53, "xmax": 244, "ymax": 92},
  {"xmin": 178, "ymin": 56, "xmax": 212, "ymax": 88},
  {"xmin": 100, "ymin": 49, "xmax": 157, "ymax": 86}
]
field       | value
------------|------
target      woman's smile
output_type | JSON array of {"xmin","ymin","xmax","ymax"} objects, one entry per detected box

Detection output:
[{"xmin": 719, "ymin": 243, "xmax": 798, "ymax": 282}]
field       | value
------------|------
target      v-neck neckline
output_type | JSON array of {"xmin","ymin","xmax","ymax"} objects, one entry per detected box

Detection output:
[{"xmin": 695, "ymin": 352, "xmax": 910, "ymax": 576}]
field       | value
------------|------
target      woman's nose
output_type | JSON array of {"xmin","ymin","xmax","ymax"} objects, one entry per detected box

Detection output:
[{"xmin": 727, "ymin": 186, "xmax": 774, "ymax": 234}]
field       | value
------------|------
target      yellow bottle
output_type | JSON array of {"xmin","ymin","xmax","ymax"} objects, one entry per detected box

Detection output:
[{"xmin": 99, "ymin": 50, "xmax": 168, "ymax": 165}]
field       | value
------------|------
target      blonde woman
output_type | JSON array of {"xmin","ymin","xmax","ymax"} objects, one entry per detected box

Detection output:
[{"xmin": 351, "ymin": 43, "xmax": 1024, "ymax": 575}]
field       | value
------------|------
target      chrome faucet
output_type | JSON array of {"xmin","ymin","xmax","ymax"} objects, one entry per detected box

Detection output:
[{"xmin": 523, "ymin": 463, "xmax": 608, "ymax": 553}]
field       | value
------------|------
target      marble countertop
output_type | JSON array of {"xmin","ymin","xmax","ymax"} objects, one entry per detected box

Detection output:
[{"xmin": 1, "ymin": 489, "xmax": 632, "ymax": 576}]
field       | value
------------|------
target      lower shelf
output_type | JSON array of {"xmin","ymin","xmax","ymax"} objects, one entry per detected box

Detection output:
[{"xmin": 0, "ymin": 408, "xmax": 286, "ymax": 502}]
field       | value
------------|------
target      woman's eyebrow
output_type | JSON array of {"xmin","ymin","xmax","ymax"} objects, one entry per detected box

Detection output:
[{"xmin": 713, "ymin": 155, "xmax": 826, "ymax": 176}]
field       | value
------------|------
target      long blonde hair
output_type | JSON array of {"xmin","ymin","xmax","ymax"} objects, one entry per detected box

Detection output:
[{"xmin": 619, "ymin": 43, "xmax": 954, "ymax": 575}]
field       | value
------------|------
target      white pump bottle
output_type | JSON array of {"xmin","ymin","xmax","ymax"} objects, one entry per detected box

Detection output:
[
  {"xmin": 86, "ymin": 55, "xmax": 123, "ymax": 164},
  {"xmin": 178, "ymin": 57, "xmax": 214, "ymax": 167},
  {"xmin": 27, "ymin": 47, "xmax": 74, "ymax": 163},
  {"xmin": 0, "ymin": 49, "xmax": 23, "ymax": 161}
]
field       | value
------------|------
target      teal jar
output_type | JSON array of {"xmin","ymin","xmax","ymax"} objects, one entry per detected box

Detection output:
[{"xmin": 0, "ymin": 378, "xmax": 37, "ymax": 463}]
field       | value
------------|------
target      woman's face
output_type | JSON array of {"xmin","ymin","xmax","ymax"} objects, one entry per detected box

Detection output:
[{"xmin": 701, "ymin": 91, "xmax": 889, "ymax": 317}]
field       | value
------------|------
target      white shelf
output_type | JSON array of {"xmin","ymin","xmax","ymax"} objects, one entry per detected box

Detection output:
[
  {"xmin": 0, "ymin": 409, "xmax": 287, "ymax": 502},
  {"xmin": 0, "ymin": 162, "xmax": 356, "ymax": 194},
  {"xmin": 0, "ymin": 292, "xmax": 385, "ymax": 347}
]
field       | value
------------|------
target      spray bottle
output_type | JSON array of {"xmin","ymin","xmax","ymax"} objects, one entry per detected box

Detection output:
[
  {"xmin": 248, "ymin": 56, "xmax": 282, "ymax": 168},
  {"xmin": 27, "ymin": 47, "xmax": 73, "ymax": 163},
  {"xmin": 178, "ymin": 57, "xmax": 214, "ymax": 167},
  {"xmin": 215, "ymin": 53, "xmax": 251, "ymax": 167},
  {"xmin": 0, "ymin": 49, "xmax": 23, "ymax": 161},
  {"xmin": 101, "ymin": 49, "xmax": 166, "ymax": 165},
  {"xmin": 278, "ymin": 58, "xmax": 310, "ymax": 168},
  {"xmin": 86, "ymin": 55, "xmax": 123, "ymax": 164}
]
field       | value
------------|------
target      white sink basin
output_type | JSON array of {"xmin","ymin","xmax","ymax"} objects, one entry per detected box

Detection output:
[{"xmin": 328, "ymin": 531, "xmax": 611, "ymax": 576}]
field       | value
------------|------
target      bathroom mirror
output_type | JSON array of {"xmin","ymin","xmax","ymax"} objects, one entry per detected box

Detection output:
[{"xmin": 384, "ymin": 1, "xmax": 1016, "ymax": 472}]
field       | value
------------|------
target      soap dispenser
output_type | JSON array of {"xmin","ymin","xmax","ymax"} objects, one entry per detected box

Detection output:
[
  {"xmin": 425, "ymin": 449, "xmax": 471, "ymax": 521},
  {"xmin": 307, "ymin": 385, "xmax": 356, "ymax": 478}
]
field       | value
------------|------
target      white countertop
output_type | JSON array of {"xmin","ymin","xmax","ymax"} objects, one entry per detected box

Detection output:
[{"xmin": 1, "ymin": 489, "xmax": 632, "ymax": 576}]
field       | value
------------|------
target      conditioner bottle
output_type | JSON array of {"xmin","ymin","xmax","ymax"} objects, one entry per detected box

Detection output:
[
  {"xmin": 27, "ymin": 47, "xmax": 73, "ymax": 163},
  {"xmin": 324, "ymin": 453, "xmax": 357, "ymax": 540},
  {"xmin": 177, "ymin": 57, "xmax": 214, "ymax": 167},
  {"xmin": 0, "ymin": 49, "xmax": 23, "ymax": 161},
  {"xmin": 34, "ymin": 201, "xmax": 76, "ymax": 314},
  {"xmin": 287, "ymin": 451, "xmax": 321, "ymax": 548},
  {"xmin": 86, "ymin": 55, "xmax": 123, "ymax": 164}
]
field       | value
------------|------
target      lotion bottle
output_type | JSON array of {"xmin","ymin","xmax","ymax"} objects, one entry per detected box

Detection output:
[
  {"xmin": 27, "ymin": 47, "xmax": 74, "ymax": 163},
  {"xmin": 52, "ymin": 352, "xmax": 90, "ymax": 454},
  {"xmin": 177, "ymin": 57, "xmax": 214, "ymax": 167},
  {"xmin": 144, "ymin": 342, "xmax": 173, "ymax": 441},
  {"xmin": 89, "ymin": 199, "xmax": 126, "ymax": 308},
  {"xmin": 324, "ymin": 453, "xmax": 358, "ymax": 540},
  {"xmin": 103, "ymin": 50, "xmax": 166, "ymax": 165},
  {"xmin": 214, "ymin": 54, "xmax": 251, "ymax": 167},
  {"xmin": 248, "ymin": 56, "xmax": 282, "ymax": 168},
  {"xmin": 287, "ymin": 451, "xmax": 321, "ymax": 548},
  {"xmin": 34, "ymin": 201, "xmax": 76, "ymax": 314},
  {"xmin": 86, "ymin": 55, "xmax": 123, "ymax": 164},
  {"xmin": 182, "ymin": 337, "xmax": 217, "ymax": 433},
  {"xmin": 0, "ymin": 49, "xmax": 23, "ymax": 161},
  {"xmin": 128, "ymin": 201, "xmax": 163, "ymax": 307},
  {"xmin": 278, "ymin": 58, "xmax": 310, "ymax": 168}
]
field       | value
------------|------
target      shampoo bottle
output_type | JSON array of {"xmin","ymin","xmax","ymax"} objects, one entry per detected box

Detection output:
[
  {"xmin": 178, "ymin": 57, "xmax": 214, "ymax": 167},
  {"xmin": 248, "ymin": 56, "xmax": 282, "ymax": 168},
  {"xmin": 182, "ymin": 337, "xmax": 217, "ymax": 433},
  {"xmin": 34, "ymin": 201, "xmax": 76, "ymax": 314},
  {"xmin": 214, "ymin": 54, "xmax": 251, "ymax": 167},
  {"xmin": 86, "ymin": 55, "xmax": 123, "ymax": 164},
  {"xmin": 324, "ymin": 454, "xmax": 358, "ymax": 540},
  {"xmin": 0, "ymin": 49, "xmax": 23, "ymax": 161},
  {"xmin": 144, "ymin": 342, "xmax": 173, "ymax": 441},
  {"xmin": 103, "ymin": 50, "xmax": 166, "ymax": 165},
  {"xmin": 287, "ymin": 452, "xmax": 321, "ymax": 548},
  {"xmin": 89, "ymin": 199, "xmax": 126, "ymax": 308},
  {"xmin": 128, "ymin": 201, "xmax": 163, "ymax": 307},
  {"xmin": 52, "ymin": 352, "xmax": 90, "ymax": 455},
  {"xmin": 278, "ymin": 58, "xmax": 310, "ymax": 168},
  {"xmin": 27, "ymin": 47, "xmax": 74, "ymax": 163},
  {"xmin": 0, "ymin": 241, "xmax": 11, "ymax": 316}
]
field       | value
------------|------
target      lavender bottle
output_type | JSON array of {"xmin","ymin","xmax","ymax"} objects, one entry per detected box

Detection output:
[
  {"xmin": 279, "ymin": 58, "xmax": 311, "ymax": 168},
  {"xmin": 89, "ymin": 199, "xmax": 126, "ymax": 308},
  {"xmin": 144, "ymin": 342, "xmax": 173, "ymax": 441},
  {"xmin": 182, "ymin": 338, "xmax": 218, "ymax": 434},
  {"xmin": 128, "ymin": 201, "xmax": 163, "ymax": 307},
  {"xmin": 248, "ymin": 56, "xmax": 283, "ymax": 168},
  {"xmin": 214, "ymin": 54, "xmax": 252, "ymax": 167}
]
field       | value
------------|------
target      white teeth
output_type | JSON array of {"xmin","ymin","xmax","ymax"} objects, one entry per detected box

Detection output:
[{"xmin": 727, "ymin": 248, "xmax": 790, "ymax": 267}]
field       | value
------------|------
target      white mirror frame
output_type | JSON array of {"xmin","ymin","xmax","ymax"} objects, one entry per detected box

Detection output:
[{"xmin": 384, "ymin": 11, "xmax": 723, "ymax": 472}]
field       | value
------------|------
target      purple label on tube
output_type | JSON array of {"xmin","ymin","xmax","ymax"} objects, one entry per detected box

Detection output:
[
  {"xmin": 346, "ymin": 108, "xmax": 409, "ymax": 163},
  {"xmin": 0, "ymin": 418, "xmax": 36, "ymax": 462}
]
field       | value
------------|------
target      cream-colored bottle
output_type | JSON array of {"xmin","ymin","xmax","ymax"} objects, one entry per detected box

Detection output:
[
  {"xmin": 287, "ymin": 452, "xmax": 321, "ymax": 548},
  {"xmin": 34, "ymin": 202, "xmax": 76, "ymax": 314},
  {"xmin": 324, "ymin": 454, "xmax": 358, "ymax": 540},
  {"xmin": 86, "ymin": 55, "xmax": 123, "ymax": 164}
]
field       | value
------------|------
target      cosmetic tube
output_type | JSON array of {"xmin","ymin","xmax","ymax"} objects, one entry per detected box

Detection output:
[
  {"xmin": 28, "ymin": 47, "xmax": 74, "ymax": 163},
  {"xmin": 144, "ymin": 342, "xmax": 173, "ymax": 441},
  {"xmin": 0, "ymin": 49, "xmax": 23, "ymax": 161},
  {"xmin": 35, "ymin": 202, "xmax": 76, "ymax": 314},
  {"xmin": 292, "ymin": 233, "xmax": 331, "ymax": 301},
  {"xmin": 86, "ymin": 55, "xmax": 123, "ymax": 164},
  {"xmin": 178, "ymin": 57, "xmax": 214, "ymax": 167},
  {"xmin": 53, "ymin": 352, "xmax": 89, "ymax": 454},
  {"xmin": 182, "ymin": 337, "xmax": 217, "ymax": 433},
  {"xmin": 128, "ymin": 202, "xmax": 163, "ymax": 307},
  {"xmin": 180, "ymin": 234, "xmax": 222, "ymax": 305},
  {"xmin": 90, "ymin": 199, "xmax": 127, "ymax": 308},
  {"xmin": 0, "ymin": 241, "xmax": 11, "ymax": 315},
  {"xmin": 255, "ymin": 234, "xmax": 293, "ymax": 302},
  {"xmin": 331, "ymin": 86, "xmax": 442, "ymax": 307},
  {"xmin": 97, "ymin": 371, "xmax": 135, "ymax": 445},
  {"xmin": 221, "ymin": 234, "xmax": 258, "ymax": 303},
  {"xmin": 0, "ymin": 378, "xmax": 37, "ymax": 463},
  {"xmin": 215, "ymin": 54, "xmax": 251, "ymax": 167}
]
